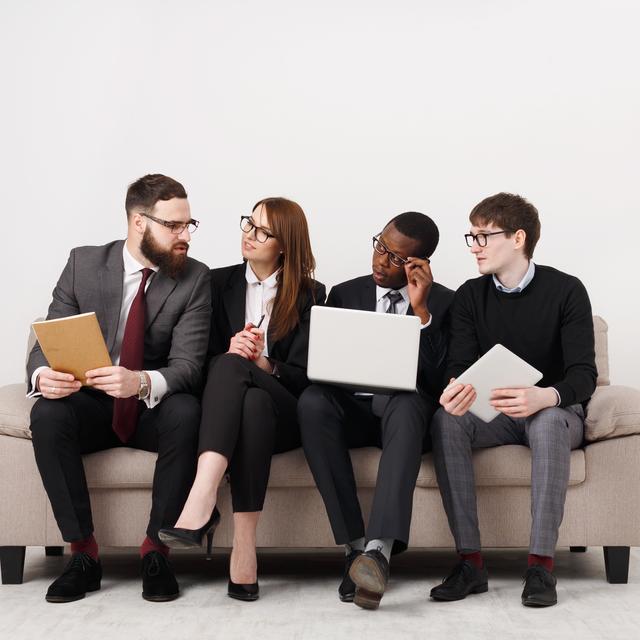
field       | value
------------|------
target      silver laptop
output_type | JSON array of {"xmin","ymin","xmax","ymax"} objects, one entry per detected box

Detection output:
[{"xmin": 307, "ymin": 306, "xmax": 421, "ymax": 394}]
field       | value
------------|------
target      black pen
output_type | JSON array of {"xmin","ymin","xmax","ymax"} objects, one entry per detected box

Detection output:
[{"xmin": 254, "ymin": 314, "xmax": 266, "ymax": 329}]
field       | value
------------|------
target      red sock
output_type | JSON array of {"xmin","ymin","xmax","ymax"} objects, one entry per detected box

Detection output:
[
  {"xmin": 528, "ymin": 554, "xmax": 554, "ymax": 572},
  {"xmin": 140, "ymin": 536, "xmax": 169, "ymax": 559},
  {"xmin": 460, "ymin": 551, "xmax": 483, "ymax": 569},
  {"xmin": 70, "ymin": 534, "xmax": 98, "ymax": 561}
]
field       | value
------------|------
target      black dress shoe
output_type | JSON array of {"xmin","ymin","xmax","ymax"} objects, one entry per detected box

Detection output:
[
  {"xmin": 158, "ymin": 507, "xmax": 221, "ymax": 554},
  {"xmin": 521, "ymin": 565, "xmax": 557, "ymax": 607},
  {"xmin": 228, "ymin": 579, "xmax": 260, "ymax": 601},
  {"xmin": 141, "ymin": 551, "xmax": 179, "ymax": 602},
  {"xmin": 45, "ymin": 552, "xmax": 102, "ymax": 603},
  {"xmin": 430, "ymin": 560, "xmax": 489, "ymax": 601},
  {"xmin": 349, "ymin": 549, "xmax": 390, "ymax": 610},
  {"xmin": 338, "ymin": 549, "xmax": 362, "ymax": 602}
]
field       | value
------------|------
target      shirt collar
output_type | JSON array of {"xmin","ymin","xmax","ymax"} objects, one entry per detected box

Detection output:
[
  {"xmin": 123, "ymin": 243, "xmax": 159, "ymax": 276},
  {"xmin": 493, "ymin": 261, "xmax": 535, "ymax": 293},
  {"xmin": 375, "ymin": 284, "xmax": 409, "ymax": 304},
  {"xmin": 245, "ymin": 262, "xmax": 279, "ymax": 289}
]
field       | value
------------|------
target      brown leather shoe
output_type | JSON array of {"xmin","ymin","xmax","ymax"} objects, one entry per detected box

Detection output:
[{"xmin": 349, "ymin": 549, "xmax": 389, "ymax": 610}]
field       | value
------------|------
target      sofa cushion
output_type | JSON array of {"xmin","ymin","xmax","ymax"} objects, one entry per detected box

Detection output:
[
  {"xmin": 0, "ymin": 383, "xmax": 34, "ymax": 439},
  {"xmin": 76, "ymin": 445, "xmax": 586, "ymax": 491},
  {"xmin": 84, "ymin": 448, "xmax": 158, "ymax": 489},
  {"xmin": 267, "ymin": 445, "xmax": 586, "ymax": 488},
  {"xmin": 585, "ymin": 385, "xmax": 640, "ymax": 442}
]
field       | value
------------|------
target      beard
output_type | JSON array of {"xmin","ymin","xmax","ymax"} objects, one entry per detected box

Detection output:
[{"xmin": 140, "ymin": 228, "xmax": 189, "ymax": 279}]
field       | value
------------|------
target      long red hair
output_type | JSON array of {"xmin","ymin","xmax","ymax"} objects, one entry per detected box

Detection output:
[{"xmin": 252, "ymin": 197, "xmax": 316, "ymax": 342}]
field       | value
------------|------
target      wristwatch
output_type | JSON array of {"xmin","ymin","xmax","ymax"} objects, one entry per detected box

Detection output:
[{"xmin": 137, "ymin": 371, "xmax": 150, "ymax": 400}]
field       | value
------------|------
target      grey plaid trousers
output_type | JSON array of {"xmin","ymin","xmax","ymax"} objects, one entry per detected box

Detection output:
[{"xmin": 431, "ymin": 404, "xmax": 584, "ymax": 557}]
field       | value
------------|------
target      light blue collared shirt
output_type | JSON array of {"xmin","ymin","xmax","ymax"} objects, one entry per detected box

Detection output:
[{"xmin": 492, "ymin": 261, "xmax": 535, "ymax": 293}]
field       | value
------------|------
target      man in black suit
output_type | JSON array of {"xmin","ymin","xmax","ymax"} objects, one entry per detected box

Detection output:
[
  {"xmin": 298, "ymin": 212, "xmax": 454, "ymax": 609},
  {"xmin": 27, "ymin": 174, "xmax": 211, "ymax": 603}
]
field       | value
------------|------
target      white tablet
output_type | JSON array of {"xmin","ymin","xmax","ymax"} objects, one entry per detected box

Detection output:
[{"xmin": 449, "ymin": 344, "xmax": 543, "ymax": 423}]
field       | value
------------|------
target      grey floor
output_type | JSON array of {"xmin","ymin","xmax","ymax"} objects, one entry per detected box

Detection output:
[{"xmin": 1, "ymin": 546, "xmax": 639, "ymax": 640}]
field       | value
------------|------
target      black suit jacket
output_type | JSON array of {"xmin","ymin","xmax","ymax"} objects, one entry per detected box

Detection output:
[
  {"xmin": 208, "ymin": 263, "xmax": 326, "ymax": 398},
  {"xmin": 325, "ymin": 275, "xmax": 455, "ymax": 398}
]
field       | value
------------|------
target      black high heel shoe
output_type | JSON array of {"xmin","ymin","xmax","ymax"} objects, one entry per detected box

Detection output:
[
  {"xmin": 227, "ymin": 579, "xmax": 259, "ymax": 601},
  {"xmin": 158, "ymin": 507, "xmax": 221, "ymax": 554}
]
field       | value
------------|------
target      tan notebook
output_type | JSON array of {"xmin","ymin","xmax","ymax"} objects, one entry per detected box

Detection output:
[{"xmin": 32, "ymin": 312, "xmax": 112, "ymax": 385}]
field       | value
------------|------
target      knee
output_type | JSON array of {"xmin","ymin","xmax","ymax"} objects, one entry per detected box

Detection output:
[
  {"xmin": 430, "ymin": 408, "xmax": 467, "ymax": 445},
  {"xmin": 297, "ymin": 385, "xmax": 341, "ymax": 437},
  {"xmin": 383, "ymin": 393, "xmax": 428, "ymax": 438},
  {"xmin": 29, "ymin": 398, "xmax": 76, "ymax": 444},
  {"xmin": 527, "ymin": 408, "xmax": 571, "ymax": 446},
  {"xmin": 208, "ymin": 352, "xmax": 250, "ymax": 377},
  {"xmin": 298, "ymin": 385, "xmax": 337, "ymax": 419},
  {"xmin": 156, "ymin": 394, "xmax": 201, "ymax": 445}
]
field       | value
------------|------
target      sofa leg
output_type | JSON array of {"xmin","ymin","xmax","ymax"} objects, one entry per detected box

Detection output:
[
  {"xmin": 45, "ymin": 546, "xmax": 64, "ymax": 557},
  {"xmin": 603, "ymin": 546, "xmax": 630, "ymax": 584},
  {"xmin": 570, "ymin": 546, "xmax": 587, "ymax": 552},
  {"xmin": 0, "ymin": 546, "xmax": 26, "ymax": 584}
]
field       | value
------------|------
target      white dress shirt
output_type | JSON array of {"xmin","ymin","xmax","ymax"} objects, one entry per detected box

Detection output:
[
  {"xmin": 244, "ymin": 262, "xmax": 279, "ymax": 357},
  {"xmin": 374, "ymin": 284, "xmax": 432, "ymax": 328},
  {"xmin": 29, "ymin": 244, "xmax": 168, "ymax": 408}
]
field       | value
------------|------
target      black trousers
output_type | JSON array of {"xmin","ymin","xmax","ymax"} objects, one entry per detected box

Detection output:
[
  {"xmin": 199, "ymin": 353, "xmax": 300, "ymax": 512},
  {"xmin": 298, "ymin": 384, "xmax": 436, "ymax": 554},
  {"xmin": 30, "ymin": 388, "xmax": 200, "ymax": 543}
]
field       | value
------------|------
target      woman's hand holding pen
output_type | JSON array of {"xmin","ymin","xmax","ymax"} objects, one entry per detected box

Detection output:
[
  {"xmin": 228, "ymin": 323, "xmax": 263, "ymax": 360},
  {"xmin": 227, "ymin": 315, "xmax": 268, "ymax": 367}
]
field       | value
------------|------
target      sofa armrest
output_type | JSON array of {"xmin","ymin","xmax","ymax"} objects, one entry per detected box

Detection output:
[
  {"xmin": 0, "ymin": 383, "xmax": 35, "ymax": 439},
  {"xmin": 585, "ymin": 385, "xmax": 640, "ymax": 443}
]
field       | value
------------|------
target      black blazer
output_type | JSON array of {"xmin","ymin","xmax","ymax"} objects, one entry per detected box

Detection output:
[
  {"xmin": 208, "ymin": 263, "xmax": 326, "ymax": 398},
  {"xmin": 326, "ymin": 275, "xmax": 455, "ymax": 398}
]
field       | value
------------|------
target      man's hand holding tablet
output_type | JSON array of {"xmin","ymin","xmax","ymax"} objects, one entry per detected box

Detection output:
[
  {"xmin": 489, "ymin": 386, "xmax": 558, "ymax": 418},
  {"xmin": 438, "ymin": 344, "xmax": 544, "ymax": 423}
]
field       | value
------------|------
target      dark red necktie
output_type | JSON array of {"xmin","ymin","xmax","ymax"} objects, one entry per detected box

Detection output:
[{"xmin": 112, "ymin": 268, "xmax": 153, "ymax": 442}]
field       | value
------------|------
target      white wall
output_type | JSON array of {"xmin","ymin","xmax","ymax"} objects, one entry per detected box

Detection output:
[{"xmin": 1, "ymin": 0, "xmax": 638, "ymax": 387}]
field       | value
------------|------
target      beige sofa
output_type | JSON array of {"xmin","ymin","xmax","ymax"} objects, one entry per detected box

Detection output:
[{"xmin": 2, "ymin": 316, "xmax": 640, "ymax": 585}]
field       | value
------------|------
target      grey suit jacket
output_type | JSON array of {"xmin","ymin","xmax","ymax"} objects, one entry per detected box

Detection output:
[{"xmin": 26, "ymin": 240, "xmax": 212, "ymax": 396}]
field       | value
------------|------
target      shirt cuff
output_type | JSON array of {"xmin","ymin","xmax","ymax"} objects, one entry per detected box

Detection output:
[
  {"xmin": 144, "ymin": 371, "xmax": 168, "ymax": 408},
  {"xmin": 26, "ymin": 366, "xmax": 49, "ymax": 398},
  {"xmin": 550, "ymin": 387, "xmax": 561, "ymax": 407},
  {"xmin": 420, "ymin": 315, "xmax": 433, "ymax": 329}
]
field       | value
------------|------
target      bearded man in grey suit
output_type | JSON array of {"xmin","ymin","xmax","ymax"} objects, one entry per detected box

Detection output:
[{"xmin": 27, "ymin": 174, "xmax": 211, "ymax": 603}]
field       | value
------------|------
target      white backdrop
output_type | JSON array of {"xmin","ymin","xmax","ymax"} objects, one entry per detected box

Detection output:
[{"xmin": 1, "ymin": 0, "xmax": 638, "ymax": 387}]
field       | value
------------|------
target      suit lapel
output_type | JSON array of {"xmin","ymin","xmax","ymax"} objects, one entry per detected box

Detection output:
[
  {"xmin": 146, "ymin": 271, "xmax": 178, "ymax": 328},
  {"xmin": 223, "ymin": 264, "xmax": 247, "ymax": 334},
  {"xmin": 100, "ymin": 241, "xmax": 125, "ymax": 352},
  {"xmin": 359, "ymin": 277, "xmax": 377, "ymax": 312}
]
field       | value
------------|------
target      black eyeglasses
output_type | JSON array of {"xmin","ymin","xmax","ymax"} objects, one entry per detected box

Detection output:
[
  {"xmin": 240, "ymin": 216, "xmax": 275, "ymax": 243},
  {"xmin": 141, "ymin": 213, "xmax": 199, "ymax": 235},
  {"xmin": 464, "ymin": 231, "xmax": 506, "ymax": 247},
  {"xmin": 372, "ymin": 235, "xmax": 411, "ymax": 268}
]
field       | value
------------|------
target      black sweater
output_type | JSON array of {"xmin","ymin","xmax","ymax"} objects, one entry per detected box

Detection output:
[{"xmin": 446, "ymin": 265, "xmax": 597, "ymax": 407}]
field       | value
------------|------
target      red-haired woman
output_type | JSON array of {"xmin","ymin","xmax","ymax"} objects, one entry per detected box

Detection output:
[{"xmin": 159, "ymin": 197, "xmax": 325, "ymax": 600}]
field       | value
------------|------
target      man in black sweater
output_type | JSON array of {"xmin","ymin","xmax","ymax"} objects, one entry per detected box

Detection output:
[
  {"xmin": 298, "ymin": 212, "xmax": 454, "ymax": 610},
  {"xmin": 430, "ymin": 193, "xmax": 597, "ymax": 608}
]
